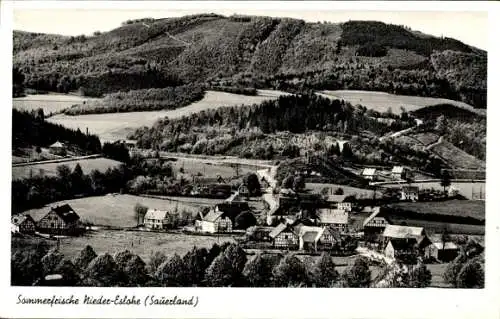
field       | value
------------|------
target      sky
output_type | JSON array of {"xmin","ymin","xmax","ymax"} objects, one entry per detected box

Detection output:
[{"xmin": 13, "ymin": 6, "xmax": 488, "ymax": 50}]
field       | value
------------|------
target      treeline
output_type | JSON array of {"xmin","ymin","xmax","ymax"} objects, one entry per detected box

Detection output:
[
  {"xmin": 12, "ymin": 164, "xmax": 131, "ymax": 214},
  {"xmin": 11, "ymin": 155, "xmax": 174, "ymax": 214},
  {"xmin": 13, "ymin": 67, "xmax": 25, "ymax": 97},
  {"xmin": 64, "ymin": 85, "xmax": 205, "ymax": 115},
  {"xmin": 19, "ymin": 64, "xmax": 183, "ymax": 98},
  {"xmin": 11, "ymin": 241, "xmax": 431, "ymax": 288},
  {"xmin": 340, "ymin": 21, "xmax": 474, "ymax": 57},
  {"xmin": 12, "ymin": 109, "xmax": 101, "ymax": 153},
  {"xmin": 209, "ymin": 86, "xmax": 257, "ymax": 96}
]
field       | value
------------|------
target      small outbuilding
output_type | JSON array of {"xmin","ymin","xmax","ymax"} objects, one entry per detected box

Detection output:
[
  {"xmin": 401, "ymin": 186, "xmax": 419, "ymax": 201},
  {"xmin": 49, "ymin": 141, "xmax": 66, "ymax": 156},
  {"xmin": 425, "ymin": 241, "xmax": 459, "ymax": 262},
  {"xmin": 11, "ymin": 214, "xmax": 36, "ymax": 234},
  {"xmin": 391, "ymin": 166, "xmax": 407, "ymax": 180},
  {"xmin": 361, "ymin": 168, "xmax": 377, "ymax": 181}
]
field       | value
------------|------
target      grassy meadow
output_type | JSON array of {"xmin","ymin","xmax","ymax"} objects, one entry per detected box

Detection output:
[
  {"xmin": 13, "ymin": 93, "xmax": 98, "ymax": 114},
  {"xmin": 319, "ymin": 90, "xmax": 477, "ymax": 115},
  {"xmin": 12, "ymin": 157, "xmax": 123, "ymax": 180},
  {"xmin": 428, "ymin": 141, "xmax": 486, "ymax": 170},
  {"xmin": 23, "ymin": 194, "xmax": 217, "ymax": 228},
  {"xmin": 47, "ymin": 90, "xmax": 286, "ymax": 142}
]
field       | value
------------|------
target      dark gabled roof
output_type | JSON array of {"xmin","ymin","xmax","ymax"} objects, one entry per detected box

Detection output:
[
  {"xmin": 51, "ymin": 204, "xmax": 80, "ymax": 223},
  {"xmin": 269, "ymin": 223, "xmax": 297, "ymax": 239},
  {"xmin": 216, "ymin": 202, "xmax": 250, "ymax": 217},
  {"xmin": 389, "ymin": 238, "xmax": 417, "ymax": 250}
]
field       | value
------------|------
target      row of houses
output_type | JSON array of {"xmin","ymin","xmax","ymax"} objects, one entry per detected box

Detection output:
[
  {"xmin": 247, "ymin": 221, "xmax": 347, "ymax": 253},
  {"xmin": 361, "ymin": 166, "xmax": 410, "ymax": 181},
  {"xmin": 361, "ymin": 208, "xmax": 460, "ymax": 262}
]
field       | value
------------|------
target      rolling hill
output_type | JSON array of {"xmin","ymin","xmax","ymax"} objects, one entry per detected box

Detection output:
[{"xmin": 13, "ymin": 14, "xmax": 487, "ymax": 108}]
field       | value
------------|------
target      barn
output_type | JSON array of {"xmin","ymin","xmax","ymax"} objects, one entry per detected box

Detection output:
[{"xmin": 36, "ymin": 204, "xmax": 81, "ymax": 235}]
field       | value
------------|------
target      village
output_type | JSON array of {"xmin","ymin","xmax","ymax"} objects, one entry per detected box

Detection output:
[{"xmin": 12, "ymin": 141, "xmax": 482, "ymax": 269}]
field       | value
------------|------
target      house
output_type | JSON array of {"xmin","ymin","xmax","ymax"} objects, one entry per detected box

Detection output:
[
  {"xmin": 415, "ymin": 118, "xmax": 424, "ymax": 126},
  {"xmin": 382, "ymin": 225, "xmax": 431, "ymax": 250},
  {"xmin": 194, "ymin": 183, "xmax": 232, "ymax": 198},
  {"xmin": 216, "ymin": 201, "xmax": 250, "ymax": 223},
  {"xmin": 361, "ymin": 168, "xmax": 377, "ymax": 181},
  {"xmin": 362, "ymin": 207, "xmax": 390, "ymax": 243},
  {"xmin": 391, "ymin": 166, "xmax": 406, "ymax": 180},
  {"xmin": 238, "ymin": 184, "xmax": 250, "ymax": 197},
  {"xmin": 224, "ymin": 192, "xmax": 245, "ymax": 204},
  {"xmin": 245, "ymin": 226, "xmax": 274, "ymax": 242},
  {"xmin": 325, "ymin": 195, "xmax": 352, "ymax": 211},
  {"xmin": 384, "ymin": 238, "xmax": 418, "ymax": 261},
  {"xmin": 425, "ymin": 241, "xmax": 459, "ymax": 262},
  {"xmin": 279, "ymin": 188, "xmax": 296, "ymax": 196},
  {"xmin": 336, "ymin": 140, "xmax": 350, "ymax": 153},
  {"xmin": 195, "ymin": 208, "xmax": 233, "ymax": 233},
  {"xmin": 317, "ymin": 208, "xmax": 349, "ymax": 233},
  {"xmin": 36, "ymin": 204, "xmax": 81, "ymax": 235},
  {"xmin": 299, "ymin": 227, "xmax": 324, "ymax": 252},
  {"xmin": 296, "ymin": 225, "xmax": 339, "ymax": 251},
  {"xmin": 210, "ymin": 184, "xmax": 232, "ymax": 198},
  {"xmin": 266, "ymin": 205, "xmax": 299, "ymax": 226},
  {"xmin": 49, "ymin": 141, "xmax": 66, "ymax": 155},
  {"xmin": 401, "ymin": 186, "xmax": 419, "ymax": 201},
  {"xmin": 269, "ymin": 223, "xmax": 299, "ymax": 249},
  {"xmin": 144, "ymin": 209, "xmax": 178, "ymax": 230},
  {"xmin": 11, "ymin": 214, "xmax": 36, "ymax": 234}
]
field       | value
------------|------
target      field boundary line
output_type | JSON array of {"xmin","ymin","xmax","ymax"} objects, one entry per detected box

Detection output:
[{"xmin": 12, "ymin": 154, "xmax": 103, "ymax": 167}]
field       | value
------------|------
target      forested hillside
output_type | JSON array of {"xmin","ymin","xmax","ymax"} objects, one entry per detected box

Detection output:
[
  {"xmin": 64, "ymin": 84, "xmax": 205, "ymax": 115},
  {"xmin": 14, "ymin": 14, "xmax": 486, "ymax": 108}
]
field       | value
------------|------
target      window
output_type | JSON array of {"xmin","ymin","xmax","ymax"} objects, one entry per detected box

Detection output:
[{"xmin": 51, "ymin": 222, "xmax": 54, "ymax": 228}]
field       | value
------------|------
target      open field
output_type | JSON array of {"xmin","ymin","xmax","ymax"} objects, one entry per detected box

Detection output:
[
  {"xmin": 382, "ymin": 181, "xmax": 485, "ymax": 200},
  {"xmin": 12, "ymin": 157, "xmax": 122, "ymax": 180},
  {"xmin": 170, "ymin": 158, "xmax": 254, "ymax": 180},
  {"xmin": 23, "ymin": 194, "xmax": 216, "ymax": 227},
  {"xmin": 319, "ymin": 90, "xmax": 480, "ymax": 115},
  {"xmin": 306, "ymin": 182, "xmax": 381, "ymax": 199},
  {"xmin": 428, "ymin": 141, "xmax": 486, "ymax": 170},
  {"xmin": 411, "ymin": 132, "xmax": 440, "ymax": 146},
  {"xmin": 13, "ymin": 93, "xmax": 98, "ymax": 114},
  {"xmin": 388, "ymin": 217, "xmax": 485, "ymax": 235},
  {"xmin": 14, "ymin": 230, "xmax": 236, "ymax": 263},
  {"xmin": 387, "ymin": 200, "xmax": 485, "ymax": 221},
  {"xmin": 48, "ymin": 90, "xmax": 287, "ymax": 143}
]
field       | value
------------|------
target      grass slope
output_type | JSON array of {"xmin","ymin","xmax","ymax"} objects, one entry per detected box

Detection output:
[
  {"xmin": 428, "ymin": 140, "xmax": 486, "ymax": 170},
  {"xmin": 387, "ymin": 200, "xmax": 485, "ymax": 222},
  {"xmin": 13, "ymin": 93, "xmax": 98, "ymax": 114},
  {"xmin": 23, "ymin": 194, "xmax": 216, "ymax": 227},
  {"xmin": 12, "ymin": 157, "xmax": 123, "ymax": 180},
  {"xmin": 320, "ymin": 90, "xmax": 479, "ymax": 115},
  {"xmin": 47, "ymin": 90, "xmax": 285, "ymax": 142}
]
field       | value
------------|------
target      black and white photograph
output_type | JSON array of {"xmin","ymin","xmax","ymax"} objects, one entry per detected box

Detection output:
[{"xmin": 7, "ymin": 1, "xmax": 491, "ymax": 293}]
